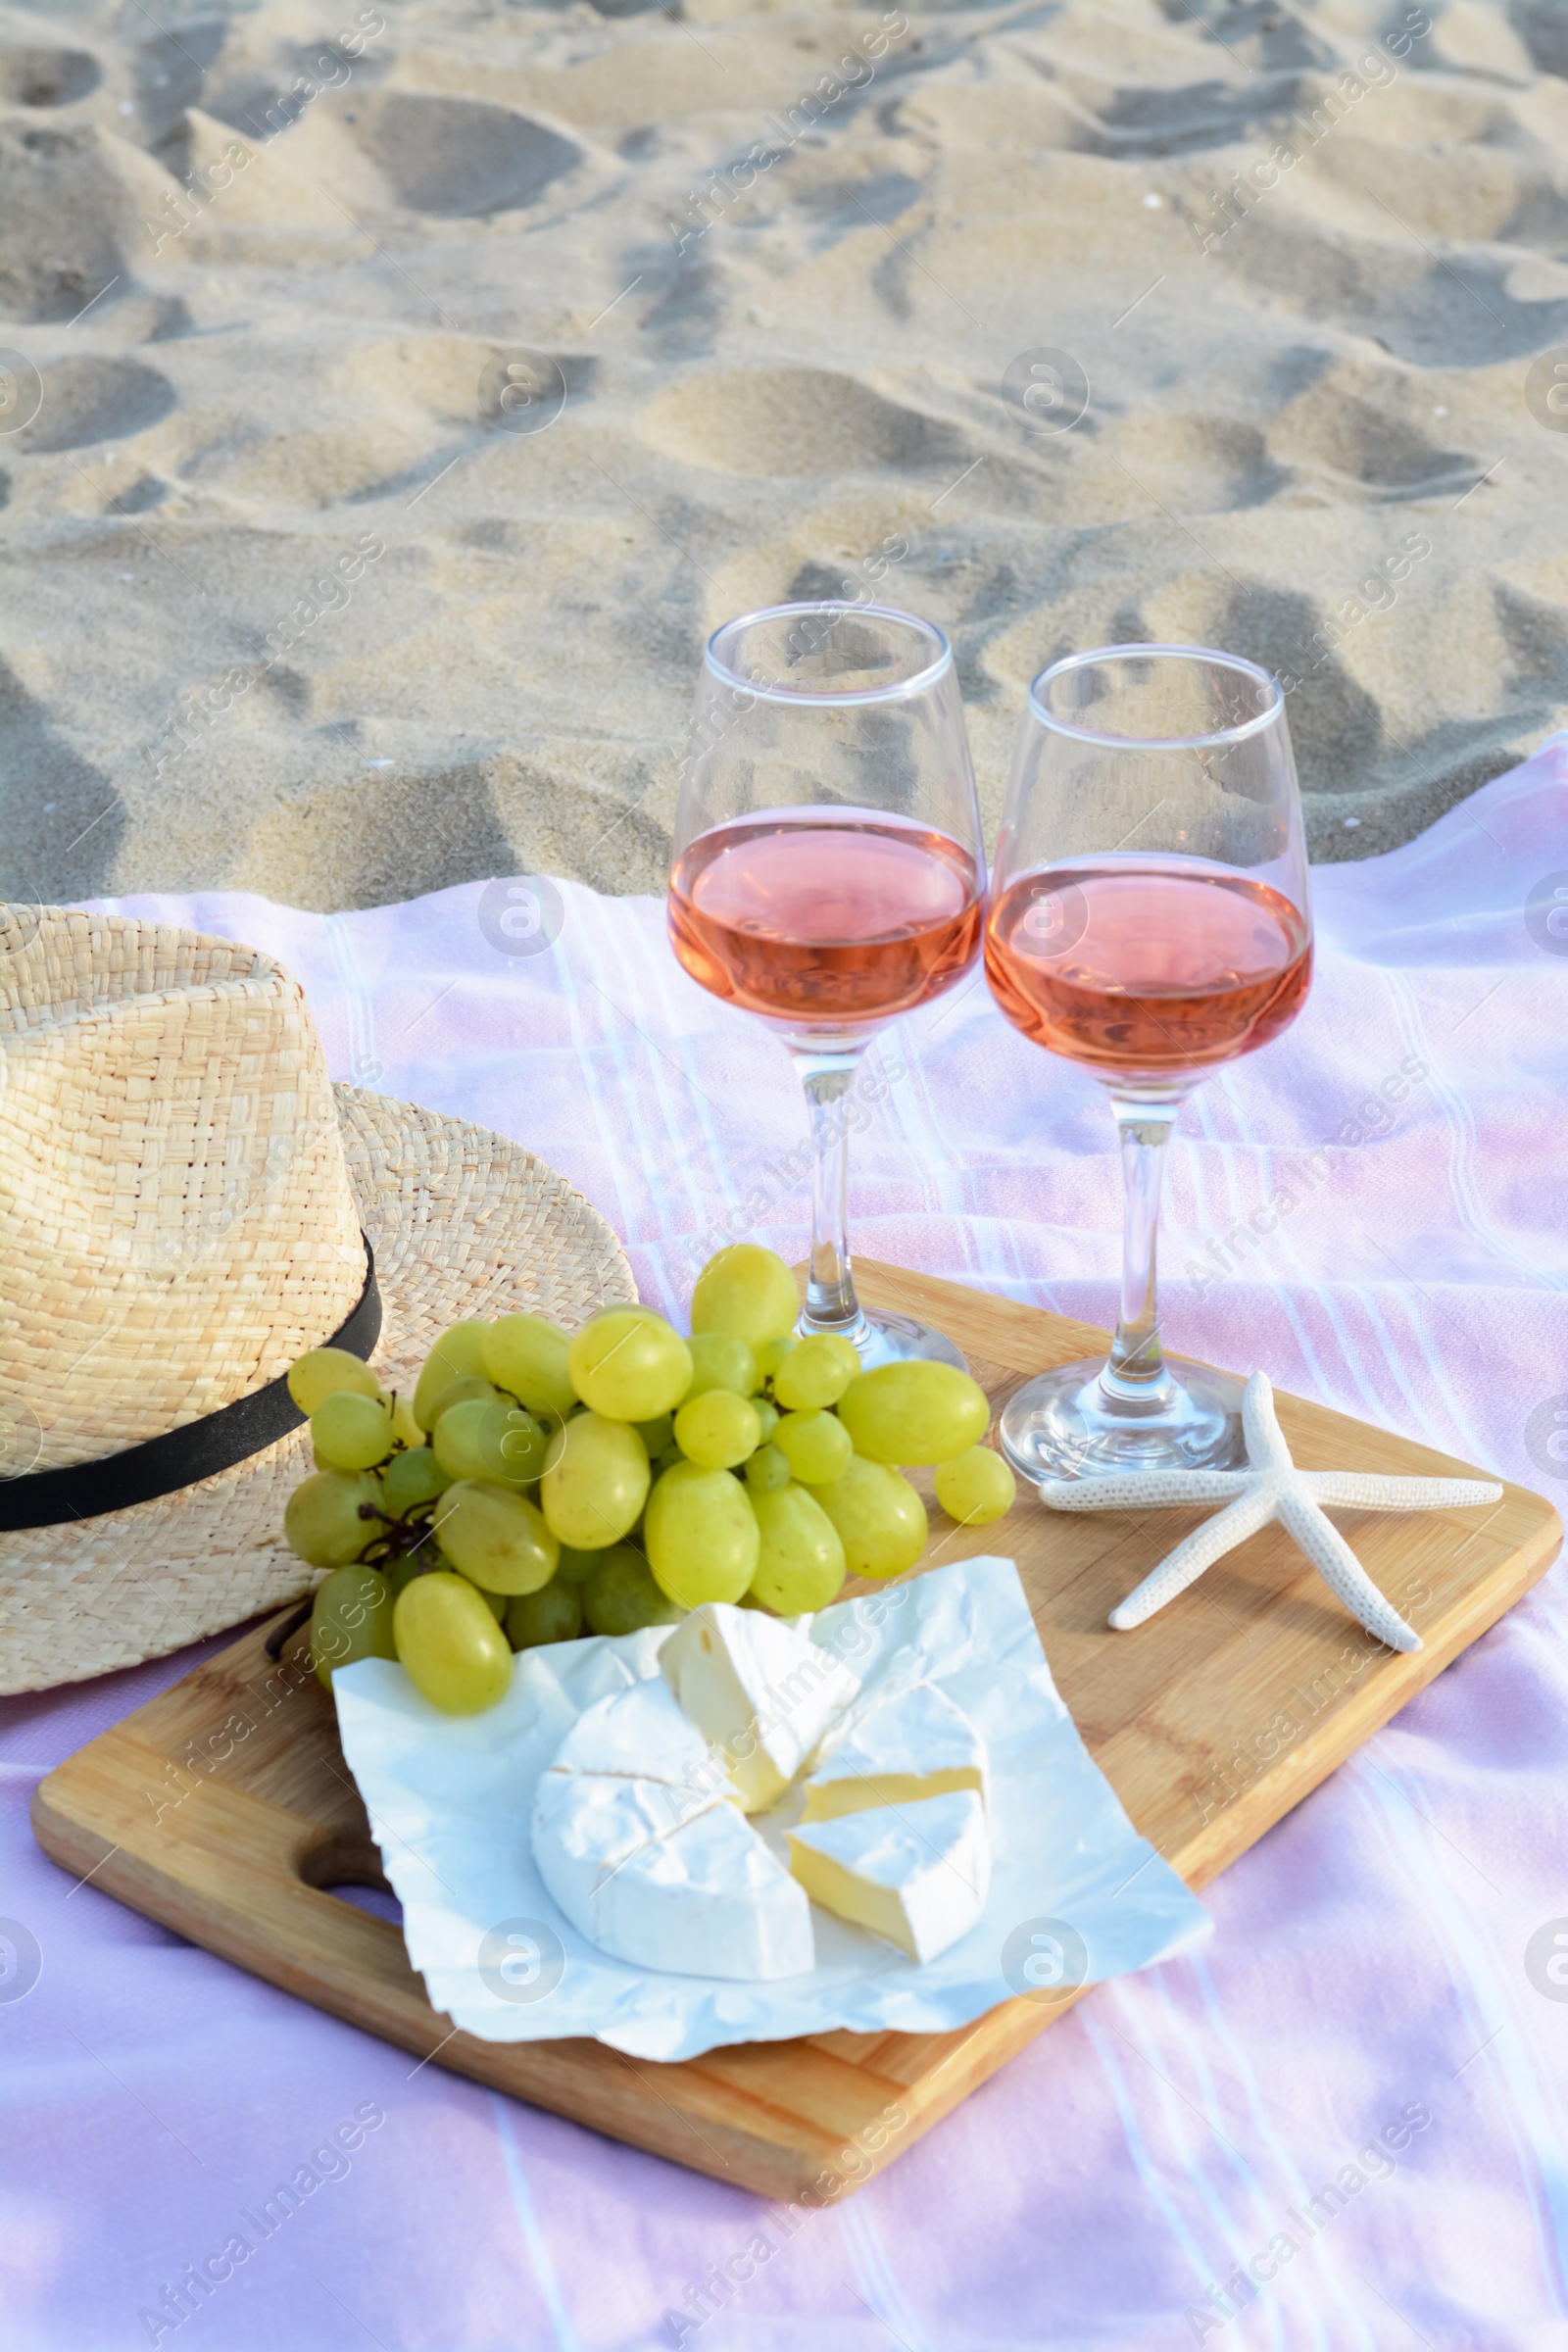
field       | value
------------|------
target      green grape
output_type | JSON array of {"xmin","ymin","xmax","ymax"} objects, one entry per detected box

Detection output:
[
  {"xmin": 474, "ymin": 1581, "xmax": 508, "ymax": 1621},
  {"xmin": 288, "ymin": 1347, "xmax": 381, "ymax": 1415},
  {"xmin": 430, "ymin": 1397, "xmax": 494, "ymax": 1482},
  {"xmin": 419, "ymin": 1374, "xmax": 501, "ymax": 1432},
  {"xmin": 934, "ymin": 1445, "xmax": 1017, "ymax": 1527},
  {"xmin": 381, "ymin": 1445, "xmax": 452, "ymax": 1518},
  {"xmin": 744, "ymin": 1442, "xmax": 792, "ymax": 1495},
  {"xmin": 553, "ymin": 1544, "xmax": 604, "ymax": 1586},
  {"xmin": 284, "ymin": 1469, "xmax": 383, "ymax": 1567},
  {"xmin": 378, "ymin": 1389, "xmax": 424, "ymax": 1449},
  {"xmin": 690, "ymin": 1245, "xmax": 800, "ymax": 1351},
  {"xmin": 755, "ymin": 1332, "xmax": 799, "ymax": 1382},
  {"xmin": 583, "ymin": 1544, "xmax": 685, "ymax": 1637},
  {"xmin": 434, "ymin": 1396, "xmax": 548, "ymax": 1487},
  {"xmin": 567, "ymin": 1306, "xmax": 693, "ymax": 1422},
  {"xmin": 813, "ymin": 1456, "xmax": 928, "ymax": 1579},
  {"xmin": 835, "ymin": 1361, "xmax": 990, "ymax": 1465},
  {"xmin": 496, "ymin": 1417, "xmax": 545, "ymax": 1479},
  {"xmin": 393, "ymin": 1570, "xmax": 513, "ymax": 1714},
  {"xmin": 411, "ymin": 1322, "xmax": 493, "ymax": 1431},
  {"xmin": 312, "ymin": 1391, "xmax": 396, "ymax": 1472},
  {"xmin": 507, "ymin": 1579, "xmax": 584, "ymax": 1649},
  {"xmin": 753, "ymin": 1399, "xmax": 780, "ymax": 1444},
  {"xmin": 309, "ymin": 1564, "xmax": 397, "ymax": 1689},
  {"xmin": 684, "ymin": 1332, "xmax": 760, "ymax": 1400},
  {"xmin": 382, "ymin": 1551, "xmax": 427, "ymax": 1596},
  {"xmin": 433, "ymin": 1479, "xmax": 560, "ymax": 1594},
  {"xmin": 644, "ymin": 1458, "xmax": 760, "ymax": 1607},
  {"xmin": 748, "ymin": 1483, "xmax": 847, "ymax": 1615},
  {"xmin": 772, "ymin": 1335, "xmax": 859, "ymax": 1412},
  {"xmin": 673, "ymin": 1389, "xmax": 760, "ymax": 1471},
  {"xmin": 774, "ymin": 1408, "xmax": 853, "ymax": 1486},
  {"xmin": 653, "ymin": 1443, "xmax": 683, "ymax": 1477},
  {"xmin": 483, "ymin": 1313, "xmax": 577, "ymax": 1420},
  {"xmin": 540, "ymin": 1410, "xmax": 651, "ymax": 1549},
  {"xmin": 634, "ymin": 1413, "xmax": 674, "ymax": 1457}
]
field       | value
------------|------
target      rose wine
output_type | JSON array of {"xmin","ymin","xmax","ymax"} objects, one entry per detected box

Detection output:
[
  {"xmin": 986, "ymin": 862, "xmax": 1311, "ymax": 1077},
  {"xmin": 668, "ymin": 813, "xmax": 982, "ymax": 1028}
]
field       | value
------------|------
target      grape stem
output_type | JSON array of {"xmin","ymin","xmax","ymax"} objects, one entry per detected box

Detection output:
[{"xmin": 357, "ymin": 1496, "xmax": 443, "ymax": 1573}]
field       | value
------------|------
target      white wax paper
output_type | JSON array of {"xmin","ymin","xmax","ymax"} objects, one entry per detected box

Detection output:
[{"xmin": 331, "ymin": 1557, "xmax": 1210, "ymax": 2062}]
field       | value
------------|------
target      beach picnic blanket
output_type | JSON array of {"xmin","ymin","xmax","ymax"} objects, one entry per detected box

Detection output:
[{"xmin": 5, "ymin": 741, "xmax": 1567, "ymax": 2351}]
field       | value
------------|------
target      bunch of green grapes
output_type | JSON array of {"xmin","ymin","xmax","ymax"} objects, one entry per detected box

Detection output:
[{"xmin": 281, "ymin": 1244, "xmax": 1016, "ymax": 1718}]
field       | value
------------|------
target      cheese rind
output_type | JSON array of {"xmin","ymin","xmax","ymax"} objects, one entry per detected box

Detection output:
[
  {"xmin": 786, "ymin": 1790, "xmax": 991, "ymax": 1964},
  {"xmin": 531, "ymin": 1679, "xmax": 815, "ymax": 1979},
  {"xmin": 614, "ymin": 1801, "xmax": 814, "ymax": 1980},
  {"xmin": 659, "ymin": 1602, "xmax": 859, "ymax": 1812},
  {"xmin": 532, "ymin": 1763, "xmax": 814, "ymax": 1978},
  {"xmin": 552, "ymin": 1675, "xmax": 736, "ymax": 1808},
  {"xmin": 802, "ymin": 1682, "xmax": 988, "ymax": 1823}
]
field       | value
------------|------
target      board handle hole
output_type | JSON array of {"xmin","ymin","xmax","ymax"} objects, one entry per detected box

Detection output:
[
  {"xmin": 299, "ymin": 1833, "xmax": 400, "ymax": 1922},
  {"xmin": 321, "ymin": 1881, "xmax": 404, "ymax": 1926}
]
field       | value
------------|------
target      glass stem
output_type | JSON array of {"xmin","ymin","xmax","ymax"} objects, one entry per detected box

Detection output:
[
  {"xmin": 791, "ymin": 1042, "xmax": 869, "ymax": 1342},
  {"xmin": 1102, "ymin": 1097, "xmax": 1180, "ymax": 1403}
]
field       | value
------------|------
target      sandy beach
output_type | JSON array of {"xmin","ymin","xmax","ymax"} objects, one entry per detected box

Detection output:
[{"xmin": 2, "ymin": 0, "xmax": 1565, "ymax": 909}]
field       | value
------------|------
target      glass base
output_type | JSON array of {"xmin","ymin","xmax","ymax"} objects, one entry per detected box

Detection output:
[
  {"xmin": 801, "ymin": 1306, "xmax": 968, "ymax": 1374},
  {"xmin": 1000, "ymin": 1356, "xmax": 1246, "ymax": 1484}
]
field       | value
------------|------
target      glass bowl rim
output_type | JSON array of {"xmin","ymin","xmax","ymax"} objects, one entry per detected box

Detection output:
[
  {"xmin": 1026, "ymin": 642, "xmax": 1286, "ymax": 750},
  {"xmin": 704, "ymin": 601, "xmax": 953, "ymax": 708}
]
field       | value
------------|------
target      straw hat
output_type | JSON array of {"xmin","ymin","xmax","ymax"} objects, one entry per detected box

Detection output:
[{"xmin": 0, "ymin": 904, "xmax": 633, "ymax": 1694}]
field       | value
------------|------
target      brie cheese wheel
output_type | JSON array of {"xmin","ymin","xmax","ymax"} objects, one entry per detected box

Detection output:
[
  {"xmin": 786, "ymin": 1790, "xmax": 991, "ymax": 1964},
  {"xmin": 802, "ymin": 1682, "xmax": 989, "ymax": 1823},
  {"xmin": 530, "ymin": 1684, "xmax": 814, "ymax": 1980},
  {"xmin": 659, "ymin": 1601, "xmax": 859, "ymax": 1812},
  {"xmin": 552, "ymin": 1675, "xmax": 736, "ymax": 1812}
]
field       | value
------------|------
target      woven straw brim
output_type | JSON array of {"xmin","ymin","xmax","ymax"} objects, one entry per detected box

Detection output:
[{"xmin": 0, "ymin": 1085, "xmax": 634, "ymax": 1694}]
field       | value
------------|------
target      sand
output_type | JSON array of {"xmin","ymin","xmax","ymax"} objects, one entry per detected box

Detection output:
[{"xmin": 2, "ymin": 0, "xmax": 1566, "ymax": 910}]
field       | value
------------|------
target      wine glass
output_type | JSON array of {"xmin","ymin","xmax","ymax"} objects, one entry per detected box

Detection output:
[
  {"xmin": 668, "ymin": 601, "xmax": 985, "ymax": 1371},
  {"xmin": 985, "ymin": 643, "xmax": 1312, "ymax": 1480}
]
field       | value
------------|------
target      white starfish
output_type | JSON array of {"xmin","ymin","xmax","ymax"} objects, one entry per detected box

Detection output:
[{"xmin": 1037, "ymin": 1373, "xmax": 1502, "ymax": 1655}]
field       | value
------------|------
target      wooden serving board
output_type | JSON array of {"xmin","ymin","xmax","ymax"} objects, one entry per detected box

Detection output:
[{"xmin": 32, "ymin": 1265, "xmax": 1561, "ymax": 2200}]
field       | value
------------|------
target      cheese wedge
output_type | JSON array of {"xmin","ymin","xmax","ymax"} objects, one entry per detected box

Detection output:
[
  {"xmin": 787, "ymin": 1790, "xmax": 991, "ymax": 1964},
  {"xmin": 801, "ymin": 1682, "xmax": 989, "ymax": 1823},
  {"xmin": 659, "ymin": 1602, "xmax": 859, "ymax": 1812}
]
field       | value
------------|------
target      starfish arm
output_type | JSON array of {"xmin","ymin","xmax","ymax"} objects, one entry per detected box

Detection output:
[
  {"xmin": 1108, "ymin": 1488, "xmax": 1277, "ymax": 1630},
  {"xmin": 1277, "ymin": 1491, "xmax": 1421, "ymax": 1653},
  {"xmin": 1299, "ymin": 1472, "xmax": 1504, "ymax": 1512},
  {"xmin": 1242, "ymin": 1372, "xmax": 1293, "ymax": 1471},
  {"xmin": 1036, "ymin": 1471, "xmax": 1250, "ymax": 1513}
]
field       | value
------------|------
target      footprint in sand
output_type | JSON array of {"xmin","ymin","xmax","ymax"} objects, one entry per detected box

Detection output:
[
  {"xmin": 356, "ymin": 93, "xmax": 582, "ymax": 218},
  {"xmin": 1514, "ymin": 1, "xmax": 1568, "ymax": 76},
  {"xmin": 1143, "ymin": 578, "xmax": 1388, "ymax": 796},
  {"xmin": 1093, "ymin": 413, "xmax": 1287, "ymax": 513},
  {"xmin": 0, "ymin": 124, "xmax": 131, "ymax": 321},
  {"xmin": 0, "ymin": 656, "xmax": 124, "ymax": 903},
  {"xmin": 1268, "ymin": 374, "xmax": 1476, "ymax": 498},
  {"xmin": 0, "ymin": 47, "xmax": 100, "ymax": 107},
  {"xmin": 14, "ymin": 357, "xmax": 175, "ymax": 455},
  {"xmin": 641, "ymin": 368, "xmax": 969, "ymax": 478}
]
